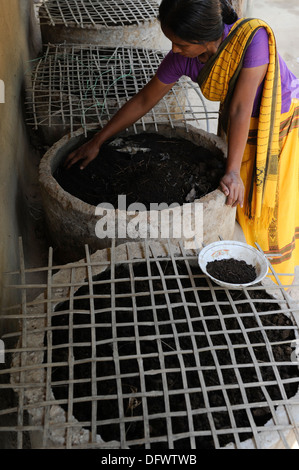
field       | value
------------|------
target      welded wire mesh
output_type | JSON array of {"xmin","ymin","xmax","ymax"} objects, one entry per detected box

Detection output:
[
  {"xmin": 36, "ymin": 0, "xmax": 159, "ymax": 28},
  {"xmin": 25, "ymin": 44, "xmax": 218, "ymax": 139},
  {"xmin": 1, "ymin": 239, "xmax": 299, "ymax": 449}
]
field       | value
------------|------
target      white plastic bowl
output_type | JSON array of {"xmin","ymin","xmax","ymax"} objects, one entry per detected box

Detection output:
[{"xmin": 198, "ymin": 240, "xmax": 269, "ymax": 289}]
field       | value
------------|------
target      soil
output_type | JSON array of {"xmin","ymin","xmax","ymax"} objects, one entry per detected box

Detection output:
[
  {"xmin": 54, "ymin": 133, "xmax": 225, "ymax": 209},
  {"xmin": 207, "ymin": 258, "xmax": 257, "ymax": 284},
  {"xmin": 48, "ymin": 260, "xmax": 298, "ymax": 449}
]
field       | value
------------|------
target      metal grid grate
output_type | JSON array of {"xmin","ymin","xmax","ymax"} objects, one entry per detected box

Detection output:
[
  {"xmin": 1, "ymin": 239, "xmax": 299, "ymax": 449},
  {"xmin": 25, "ymin": 44, "xmax": 218, "ymax": 138},
  {"xmin": 36, "ymin": 0, "xmax": 159, "ymax": 28}
]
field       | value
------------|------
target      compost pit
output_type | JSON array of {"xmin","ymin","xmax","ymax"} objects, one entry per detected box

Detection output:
[
  {"xmin": 48, "ymin": 260, "xmax": 298, "ymax": 449},
  {"xmin": 54, "ymin": 133, "xmax": 225, "ymax": 208}
]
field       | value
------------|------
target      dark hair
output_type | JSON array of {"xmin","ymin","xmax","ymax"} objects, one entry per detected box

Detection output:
[{"xmin": 158, "ymin": 0, "xmax": 238, "ymax": 44}]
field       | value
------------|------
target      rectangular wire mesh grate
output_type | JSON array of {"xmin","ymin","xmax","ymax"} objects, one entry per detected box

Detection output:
[
  {"xmin": 25, "ymin": 44, "xmax": 218, "ymax": 137},
  {"xmin": 1, "ymin": 239, "xmax": 299, "ymax": 449},
  {"xmin": 36, "ymin": 0, "xmax": 160, "ymax": 28}
]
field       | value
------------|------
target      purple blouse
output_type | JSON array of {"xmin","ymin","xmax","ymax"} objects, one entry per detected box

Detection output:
[{"xmin": 157, "ymin": 22, "xmax": 298, "ymax": 116}]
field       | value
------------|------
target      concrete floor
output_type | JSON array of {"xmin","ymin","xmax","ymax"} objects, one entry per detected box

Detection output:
[{"xmin": 250, "ymin": 0, "xmax": 299, "ymax": 78}]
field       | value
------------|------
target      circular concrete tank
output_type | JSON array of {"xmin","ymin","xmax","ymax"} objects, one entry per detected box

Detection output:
[
  {"xmin": 38, "ymin": 0, "xmax": 164, "ymax": 49},
  {"xmin": 39, "ymin": 123, "xmax": 236, "ymax": 263},
  {"xmin": 10, "ymin": 241, "xmax": 299, "ymax": 449}
]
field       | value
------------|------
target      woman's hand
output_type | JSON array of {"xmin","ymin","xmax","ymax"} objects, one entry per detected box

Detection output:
[
  {"xmin": 219, "ymin": 170, "xmax": 244, "ymax": 208},
  {"xmin": 64, "ymin": 136, "xmax": 102, "ymax": 170}
]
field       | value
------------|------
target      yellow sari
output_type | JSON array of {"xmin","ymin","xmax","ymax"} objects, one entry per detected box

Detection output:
[{"xmin": 197, "ymin": 18, "xmax": 299, "ymax": 286}]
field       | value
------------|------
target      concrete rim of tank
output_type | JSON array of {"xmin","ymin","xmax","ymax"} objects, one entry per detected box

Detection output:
[{"xmin": 38, "ymin": 122, "xmax": 228, "ymax": 214}]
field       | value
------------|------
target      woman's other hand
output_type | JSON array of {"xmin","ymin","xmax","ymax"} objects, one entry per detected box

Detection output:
[{"xmin": 219, "ymin": 170, "xmax": 244, "ymax": 208}]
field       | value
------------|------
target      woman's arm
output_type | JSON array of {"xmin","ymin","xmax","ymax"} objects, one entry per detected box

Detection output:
[
  {"xmin": 220, "ymin": 63, "xmax": 268, "ymax": 207},
  {"xmin": 64, "ymin": 75, "xmax": 175, "ymax": 169}
]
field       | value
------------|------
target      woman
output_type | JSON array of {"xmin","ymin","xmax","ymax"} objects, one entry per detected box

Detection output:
[{"xmin": 65, "ymin": 0, "xmax": 299, "ymax": 286}]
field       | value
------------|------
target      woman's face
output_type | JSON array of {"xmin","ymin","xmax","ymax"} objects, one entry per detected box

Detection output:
[{"xmin": 162, "ymin": 26, "xmax": 221, "ymax": 63}]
